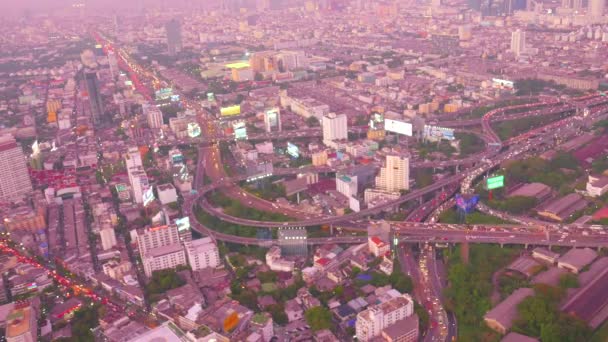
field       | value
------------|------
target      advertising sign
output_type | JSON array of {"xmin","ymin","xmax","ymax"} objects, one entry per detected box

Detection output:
[
  {"xmin": 175, "ymin": 217, "xmax": 191, "ymax": 232},
  {"xmin": 455, "ymin": 194, "xmax": 480, "ymax": 213},
  {"xmin": 207, "ymin": 92, "xmax": 215, "ymax": 101},
  {"xmin": 155, "ymin": 88, "xmax": 173, "ymax": 101},
  {"xmin": 266, "ymin": 109, "xmax": 279, "ymax": 129},
  {"xmin": 423, "ymin": 125, "xmax": 455, "ymax": 141},
  {"xmin": 287, "ymin": 142, "xmax": 299, "ymax": 158},
  {"xmin": 187, "ymin": 122, "xmax": 201, "ymax": 137},
  {"xmin": 142, "ymin": 187, "xmax": 155, "ymax": 207},
  {"xmin": 385, "ymin": 119, "xmax": 413, "ymax": 136},
  {"xmin": 221, "ymin": 105, "xmax": 241, "ymax": 116},
  {"xmin": 233, "ymin": 121, "xmax": 247, "ymax": 140},
  {"xmin": 223, "ymin": 312, "xmax": 240, "ymax": 332},
  {"xmin": 486, "ymin": 175, "xmax": 505, "ymax": 190}
]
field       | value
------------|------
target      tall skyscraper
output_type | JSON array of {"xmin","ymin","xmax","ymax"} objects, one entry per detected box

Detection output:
[
  {"xmin": 144, "ymin": 104, "xmax": 164, "ymax": 129},
  {"xmin": 107, "ymin": 51, "xmax": 119, "ymax": 79},
  {"xmin": 264, "ymin": 108, "xmax": 282, "ymax": 132},
  {"xmin": 0, "ymin": 134, "xmax": 33, "ymax": 202},
  {"xmin": 510, "ymin": 29, "xmax": 526, "ymax": 57},
  {"xmin": 84, "ymin": 70, "xmax": 105, "ymax": 125},
  {"xmin": 589, "ymin": 0, "xmax": 605, "ymax": 17},
  {"xmin": 375, "ymin": 155, "xmax": 409, "ymax": 193},
  {"xmin": 562, "ymin": 0, "xmax": 583, "ymax": 9},
  {"xmin": 165, "ymin": 19, "xmax": 183, "ymax": 56},
  {"xmin": 322, "ymin": 113, "xmax": 348, "ymax": 145},
  {"xmin": 125, "ymin": 147, "xmax": 149, "ymax": 204}
]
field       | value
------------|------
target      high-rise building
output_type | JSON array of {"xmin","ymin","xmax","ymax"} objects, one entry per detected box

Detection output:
[
  {"xmin": 278, "ymin": 227, "xmax": 307, "ymax": 256},
  {"xmin": 142, "ymin": 244, "xmax": 187, "ymax": 277},
  {"xmin": 356, "ymin": 294, "xmax": 415, "ymax": 341},
  {"xmin": 184, "ymin": 237, "xmax": 220, "ymax": 271},
  {"xmin": 144, "ymin": 104, "xmax": 164, "ymax": 129},
  {"xmin": 166, "ymin": 19, "xmax": 183, "ymax": 56},
  {"xmin": 107, "ymin": 51, "xmax": 119, "ymax": 79},
  {"xmin": 375, "ymin": 155, "xmax": 409, "ymax": 193},
  {"xmin": 589, "ymin": 0, "xmax": 605, "ymax": 17},
  {"xmin": 137, "ymin": 224, "xmax": 187, "ymax": 277},
  {"xmin": 100, "ymin": 228, "xmax": 117, "ymax": 251},
  {"xmin": 562, "ymin": 0, "xmax": 583, "ymax": 9},
  {"xmin": 322, "ymin": 113, "xmax": 348, "ymax": 145},
  {"xmin": 84, "ymin": 69, "xmax": 105, "ymax": 125},
  {"xmin": 125, "ymin": 147, "xmax": 149, "ymax": 204},
  {"xmin": 510, "ymin": 29, "xmax": 526, "ymax": 57},
  {"xmin": 136, "ymin": 224, "xmax": 181, "ymax": 255},
  {"xmin": 0, "ymin": 135, "xmax": 33, "ymax": 202}
]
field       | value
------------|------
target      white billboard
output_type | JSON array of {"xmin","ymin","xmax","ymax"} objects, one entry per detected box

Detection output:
[{"xmin": 384, "ymin": 119, "xmax": 413, "ymax": 136}]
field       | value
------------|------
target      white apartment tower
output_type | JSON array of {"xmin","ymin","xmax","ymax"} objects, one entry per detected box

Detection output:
[
  {"xmin": 145, "ymin": 104, "xmax": 164, "ymax": 129},
  {"xmin": 322, "ymin": 113, "xmax": 347, "ymax": 145},
  {"xmin": 137, "ymin": 224, "xmax": 186, "ymax": 277},
  {"xmin": 136, "ymin": 224, "xmax": 181, "ymax": 254},
  {"xmin": 356, "ymin": 294, "xmax": 414, "ymax": 341},
  {"xmin": 125, "ymin": 147, "xmax": 149, "ymax": 204},
  {"xmin": 184, "ymin": 237, "xmax": 221, "ymax": 271},
  {"xmin": 0, "ymin": 134, "xmax": 33, "ymax": 202},
  {"xmin": 589, "ymin": 0, "xmax": 605, "ymax": 17},
  {"xmin": 375, "ymin": 155, "xmax": 409, "ymax": 192},
  {"xmin": 510, "ymin": 29, "xmax": 526, "ymax": 57}
]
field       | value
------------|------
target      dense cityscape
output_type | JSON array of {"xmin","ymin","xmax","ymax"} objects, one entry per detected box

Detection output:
[{"xmin": 0, "ymin": 0, "xmax": 607, "ymax": 341}]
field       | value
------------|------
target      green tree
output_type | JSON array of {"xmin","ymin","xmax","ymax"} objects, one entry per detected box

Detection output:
[
  {"xmin": 306, "ymin": 116, "xmax": 319, "ymax": 127},
  {"xmin": 305, "ymin": 307, "xmax": 333, "ymax": 331}
]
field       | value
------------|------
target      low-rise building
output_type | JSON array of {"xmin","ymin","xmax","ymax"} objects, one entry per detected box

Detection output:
[
  {"xmin": 484, "ymin": 288, "xmax": 534, "ymax": 334},
  {"xmin": 587, "ymin": 174, "xmax": 608, "ymax": 197},
  {"xmin": 531, "ymin": 248, "xmax": 560, "ymax": 264},
  {"xmin": 557, "ymin": 248, "xmax": 598, "ymax": 274},
  {"xmin": 184, "ymin": 237, "xmax": 220, "ymax": 271},
  {"xmin": 356, "ymin": 293, "xmax": 414, "ymax": 341}
]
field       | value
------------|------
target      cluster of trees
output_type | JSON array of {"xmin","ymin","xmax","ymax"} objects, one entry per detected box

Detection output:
[
  {"xmin": 194, "ymin": 204, "xmax": 267, "ymax": 238},
  {"xmin": 54, "ymin": 304, "xmax": 102, "ymax": 342},
  {"xmin": 207, "ymin": 191, "xmax": 293, "ymax": 222},
  {"xmin": 488, "ymin": 196, "xmax": 537, "ymax": 215},
  {"xmin": 444, "ymin": 245, "xmax": 519, "ymax": 341},
  {"xmin": 456, "ymin": 132, "xmax": 485, "ymax": 157},
  {"xmin": 513, "ymin": 284, "xmax": 591, "ymax": 342},
  {"xmin": 504, "ymin": 154, "xmax": 580, "ymax": 192},
  {"xmin": 439, "ymin": 209, "xmax": 508, "ymax": 224},
  {"xmin": 493, "ymin": 113, "xmax": 570, "ymax": 140},
  {"xmin": 417, "ymin": 140, "xmax": 457, "ymax": 159},
  {"xmin": 514, "ymin": 79, "xmax": 565, "ymax": 96},
  {"xmin": 305, "ymin": 306, "xmax": 333, "ymax": 331},
  {"xmin": 145, "ymin": 269, "xmax": 185, "ymax": 302}
]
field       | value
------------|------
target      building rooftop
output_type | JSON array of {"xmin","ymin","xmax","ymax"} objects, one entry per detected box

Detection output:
[
  {"xmin": 558, "ymin": 248, "xmax": 598, "ymax": 271},
  {"xmin": 382, "ymin": 313, "xmax": 419, "ymax": 340},
  {"xmin": 561, "ymin": 267, "xmax": 608, "ymax": 328},
  {"xmin": 6, "ymin": 306, "xmax": 32, "ymax": 338},
  {"xmin": 508, "ymin": 182, "xmax": 551, "ymax": 198},
  {"xmin": 147, "ymin": 243, "xmax": 184, "ymax": 258},
  {"xmin": 484, "ymin": 288, "xmax": 534, "ymax": 331}
]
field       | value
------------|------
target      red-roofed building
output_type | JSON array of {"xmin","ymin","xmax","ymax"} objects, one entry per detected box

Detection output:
[
  {"xmin": 368, "ymin": 236, "xmax": 389, "ymax": 257},
  {"xmin": 592, "ymin": 206, "xmax": 608, "ymax": 221},
  {"xmin": 315, "ymin": 257, "xmax": 331, "ymax": 268}
]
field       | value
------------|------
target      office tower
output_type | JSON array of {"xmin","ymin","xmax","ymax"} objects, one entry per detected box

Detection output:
[
  {"xmin": 125, "ymin": 147, "xmax": 149, "ymax": 204},
  {"xmin": 136, "ymin": 224, "xmax": 180, "ymax": 254},
  {"xmin": 0, "ymin": 135, "xmax": 33, "ymax": 202},
  {"xmin": 165, "ymin": 19, "xmax": 183, "ymax": 56},
  {"xmin": 264, "ymin": 108, "xmax": 282, "ymax": 132},
  {"xmin": 336, "ymin": 173, "xmax": 358, "ymax": 198},
  {"xmin": 184, "ymin": 237, "xmax": 220, "ymax": 271},
  {"xmin": 375, "ymin": 155, "xmax": 409, "ymax": 192},
  {"xmin": 589, "ymin": 0, "xmax": 605, "ymax": 17},
  {"xmin": 510, "ymin": 29, "xmax": 526, "ymax": 57},
  {"xmin": 100, "ymin": 228, "xmax": 117, "ymax": 251},
  {"xmin": 144, "ymin": 104, "xmax": 164, "ymax": 129},
  {"xmin": 137, "ymin": 224, "xmax": 187, "ymax": 277},
  {"xmin": 84, "ymin": 70, "xmax": 105, "ymax": 125},
  {"xmin": 107, "ymin": 51, "xmax": 119, "ymax": 79},
  {"xmin": 562, "ymin": 0, "xmax": 583, "ymax": 9},
  {"xmin": 356, "ymin": 294, "xmax": 416, "ymax": 341},
  {"xmin": 278, "ymin": 227, "xmax": 308, "ymax": 256},
  {"xmin": 322, "ymin": 113, "xmax": 348, "ymax": 145}
]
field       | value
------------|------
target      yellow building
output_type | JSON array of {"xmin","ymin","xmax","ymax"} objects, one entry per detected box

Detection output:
[
  {"xmin": 444, "ymin": 103, "xmax": 459, "ymax": 113},
  {"xmin": 367, "ymin": 129, "xmax": 386, "ymax": 141},
  {"xmin": 312, "ymin": 151, "xmax": 328, "ymax": 166}
]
